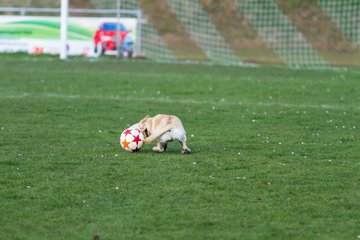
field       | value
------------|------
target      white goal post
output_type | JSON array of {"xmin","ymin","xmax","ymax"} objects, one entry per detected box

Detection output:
[{"xmin": 60, "ymin": 0, "xmax": 68, "ymax": 60}]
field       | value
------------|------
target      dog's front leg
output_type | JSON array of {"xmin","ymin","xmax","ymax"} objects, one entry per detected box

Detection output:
[
  {"xmin": 152, "ymin": 141, "xmax": 165, "ymax": 152},
  {"xmin": 143, "ymin": 126, "xmax": 171, "ymax": 144}
]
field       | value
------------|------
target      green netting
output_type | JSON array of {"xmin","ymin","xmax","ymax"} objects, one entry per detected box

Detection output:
[
  {"xmin": 318, "ymin": 0, "xmax": 360, "ymax": 48},
  {"xmin": 234, "ymin": 0, "xmax": 327, "ymax": 67},
  {"xmin": 167, "ymin": 0, "xmax": 245, "ymax": 66},
  {"xmin": 96, "ymin": 0, "xmax": 359, "ymax": 68},
  {"xmin": 1, "ymin": 0, "xmax": 359, "ymax": 68}
]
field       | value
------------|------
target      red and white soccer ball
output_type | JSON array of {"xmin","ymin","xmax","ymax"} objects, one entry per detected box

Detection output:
[{"xmin": 120, "ymin": 128, "xmax": 144, "ymax": 152}]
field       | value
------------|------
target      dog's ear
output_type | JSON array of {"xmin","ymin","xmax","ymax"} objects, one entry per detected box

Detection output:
[
  {"xmin": 139, "ymin": 115, "xmax": 149, "ymax": 129},
  {"xmin": 140, "ymin": 115, "xmax": 149, "ymax": 123}
]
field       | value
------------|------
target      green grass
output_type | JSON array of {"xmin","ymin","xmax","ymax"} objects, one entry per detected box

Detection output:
[{"xmin": 0, "ymin": 55, "xmax": 359, "ymax": 240}]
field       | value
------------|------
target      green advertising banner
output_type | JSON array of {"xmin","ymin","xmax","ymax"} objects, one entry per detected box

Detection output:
[{"xmin": 0, "ymin": 16, "xmax": 137, "ymax": 56}]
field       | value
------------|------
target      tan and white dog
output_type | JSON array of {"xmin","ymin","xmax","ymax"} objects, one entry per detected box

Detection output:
[{"xmin": 130, "ymin": 114, "xmax": 191, "ymax": 154}]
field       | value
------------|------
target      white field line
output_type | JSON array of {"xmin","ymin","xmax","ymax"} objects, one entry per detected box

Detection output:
[{"xmin": 0, "ymin": 92, "xmax": 358, "ymax": 111}]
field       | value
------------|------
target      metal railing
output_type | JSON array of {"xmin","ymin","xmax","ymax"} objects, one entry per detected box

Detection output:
[{"xmin": 0, "ymin": 7, "xmax": 141, "ymax": 16}]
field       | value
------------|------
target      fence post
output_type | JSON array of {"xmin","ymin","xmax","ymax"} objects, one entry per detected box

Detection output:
[{"xmin": 116, "ymin": 0, "xmax": 122, "ymax": 58}]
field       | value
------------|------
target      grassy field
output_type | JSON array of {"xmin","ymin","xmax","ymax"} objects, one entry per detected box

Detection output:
[{"xmin": 0, "ymin": 55, "xmax": 359, "ymax": 239}]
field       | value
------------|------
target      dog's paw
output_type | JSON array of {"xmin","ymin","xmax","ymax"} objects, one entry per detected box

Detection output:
[
  {"xmin": 152, "ymin": 146, "xmax": 164, "ymax": 153},
  {"xmin": 181, "ymin": 148, "xmax": 191, "ymax": 154}
]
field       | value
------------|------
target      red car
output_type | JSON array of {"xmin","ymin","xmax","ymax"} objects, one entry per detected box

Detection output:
[{"xmin": 94, "ymin": 22, "xmax": 133, "ymax": 57}]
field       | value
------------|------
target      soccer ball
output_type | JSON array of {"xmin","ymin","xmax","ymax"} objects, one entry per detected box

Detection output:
[{"xmin": 120, "ymin": 128, "xmax": 144, "ymax": 152}]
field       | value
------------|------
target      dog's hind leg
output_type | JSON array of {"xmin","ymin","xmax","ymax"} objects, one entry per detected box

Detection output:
[
  {"xmin": 161, "ymin": 142, "xmax": 168, "ymax": 152},
  {"xmin": 179, "ymin": 140, "xmax": 191, "ymax": 154}
]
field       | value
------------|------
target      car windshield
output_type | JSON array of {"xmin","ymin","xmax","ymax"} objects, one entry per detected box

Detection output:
[{"xmin": 102, "ymin": 23, "xmax": 126, "ymax": 31}]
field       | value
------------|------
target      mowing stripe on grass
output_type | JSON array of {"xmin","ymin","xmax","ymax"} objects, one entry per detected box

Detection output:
[{"xmin": 1, "ymin": 92, "xmax": 358, "ymax": 111}]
